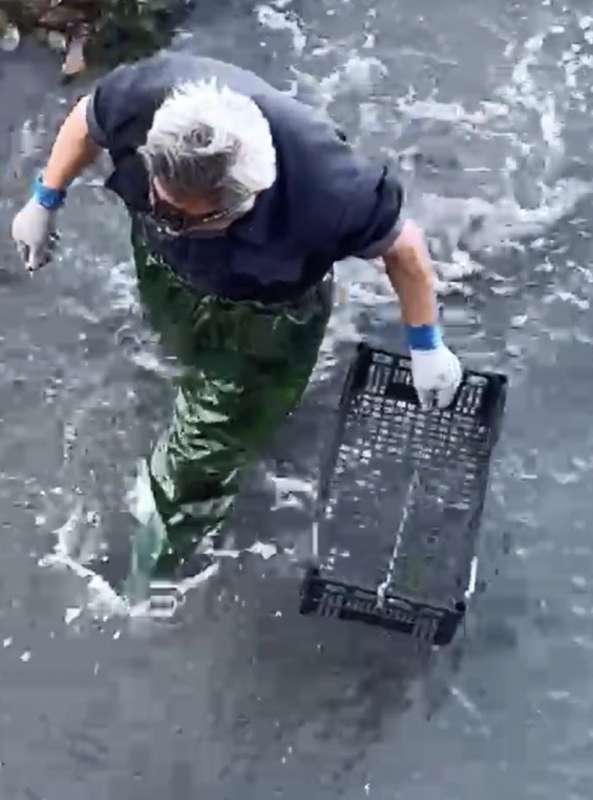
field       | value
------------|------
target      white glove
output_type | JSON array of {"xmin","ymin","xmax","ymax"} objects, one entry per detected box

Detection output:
[
  {"xmin": 11, "ymin": 198, "xmax": 58, "ymax": 272},
  {"xmin": 410, "ymin": 342, "xmax": 463, "ymax": 410}
]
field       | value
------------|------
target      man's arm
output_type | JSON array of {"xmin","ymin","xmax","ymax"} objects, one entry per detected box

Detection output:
[
  {"xmin": 310, "ymin": 122, "xmax": 463, "ymax": 407},
  {"xmin": 11, "ymin": 96, "xmax": 102, "ymax": 271},
  {"xmin": 382, "ymin": 219, "xmax": 437, "ymax": 326},
  {"xmin": 43, "ymin": 95, "xmax": 101, "ymax": 190},
  {"xmin": 381, "ymin": 219, "xmax": 462, "ymax": 409}
]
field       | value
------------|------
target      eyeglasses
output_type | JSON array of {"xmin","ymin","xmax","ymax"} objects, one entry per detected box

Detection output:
[{"xmin": 149, "ymin": 182, "xmax": 252, "ymax": 236}]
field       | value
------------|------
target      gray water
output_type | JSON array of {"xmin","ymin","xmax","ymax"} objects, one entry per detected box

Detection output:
[{"xmin": 1, "ymin": 0, "xmax": 593, "ymax": 797}]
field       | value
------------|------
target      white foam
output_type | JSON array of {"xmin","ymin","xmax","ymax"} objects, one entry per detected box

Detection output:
[
  {"xmin": 64, "ymin": 607, "xmax": 82, "ymax": 625},
  {"xmin": 51, "ymin": 501, "xmax": 84, "ymax": 558},
  {"xmin": 540, "ymin": 94, "xmax": 564, "ymax": 156},
  {"xmin": 104, "ymin": 259, "xmax": 141, "ymax": 314},
  {"xmin": 39, "ymin": 551, "xmax": 130, "ymax": 618},
  {"xmin": 257, "ymin": 5, "xmax": 306, "ymax": 55},
  {"xmin": 247, "ymin": 541, "xmax": 278, "ymax": 560},
  {"xmin": 396, "ymin": 97, "xmax": 508, "ymax": 127},
  {"xmin": 204, "ymin": 541, "xmax": 279, "ymax": 561},
  {"xmin": 417, "ymin": 178, "xmax": 591, "ymax": 254},
  {"xmin": 292, "ymin": 54, "xmax": 388, "ymax": 109},
  {"xmin": 436, "ymin": 250, "xmax": 482, "ymax": 282},
  {"xmin": 319, "ymin": 55, "xmax": 387, "ymax": 102}
]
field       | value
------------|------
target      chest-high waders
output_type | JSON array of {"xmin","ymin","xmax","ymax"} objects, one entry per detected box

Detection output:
[{"xmin": 126, "ymin": 234, "xmax": 333, "ymax": 594}]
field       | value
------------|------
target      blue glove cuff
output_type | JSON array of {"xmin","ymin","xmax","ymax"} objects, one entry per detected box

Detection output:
[
  {"xmin": 33, "ymin": 176, "xmax": 66, "ymax": 210},
  {"xmin": 405, "ymin": 324, "xmax": 443, "ymax": 351}
]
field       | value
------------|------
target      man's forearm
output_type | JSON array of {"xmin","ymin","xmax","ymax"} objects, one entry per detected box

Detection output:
[
  {"xmin": 43, "ymin": 96, "xmax": 101, "ymax": 191},
  {"xmin": 382, "ymin": 220, "xmax": 438, "ymax": 326}
]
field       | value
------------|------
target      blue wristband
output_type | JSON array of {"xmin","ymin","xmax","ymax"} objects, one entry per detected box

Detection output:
[
  {"xmin": 405, "ymin": 324, "xmax": 442, "ymax": 351},
  {"xmin": 33, "ymin": 176, "xmax": 66, "ymax": 210}
]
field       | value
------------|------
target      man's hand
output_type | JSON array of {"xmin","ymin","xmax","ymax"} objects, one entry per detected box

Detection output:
[
  {"xmin": 11, "ymin": 95, "xmax": 100, "ymax": 273},
  {"xmin": 408, "ymin": 336, "xmax": 462, "ymax": 410},
  {"xmin": 11, "ymin": 199, "xmax": 58, "ymax": 272},
  {"xmin": 382, "ymin": 220, "xmax": 463, "ymax": 409}
]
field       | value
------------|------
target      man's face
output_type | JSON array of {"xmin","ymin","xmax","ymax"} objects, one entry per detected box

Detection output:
[{"xmin": 151, "ymin": 177, "xmax": 233, "ymax": 235}]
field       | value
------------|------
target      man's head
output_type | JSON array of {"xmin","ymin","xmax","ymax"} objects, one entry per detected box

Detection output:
[{"xmin": 138, "ymin": 78, "xmax": 277, "ymax": 235}]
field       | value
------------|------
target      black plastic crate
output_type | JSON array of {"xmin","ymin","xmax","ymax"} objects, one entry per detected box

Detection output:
[{"xmin": 299, "ymin": 343, "xmax": 507, "ymax": 646}]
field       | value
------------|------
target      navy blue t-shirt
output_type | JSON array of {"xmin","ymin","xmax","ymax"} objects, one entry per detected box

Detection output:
[{"xmin": 87, "ymin": 52, "xmax": 403, "ymax": 303}]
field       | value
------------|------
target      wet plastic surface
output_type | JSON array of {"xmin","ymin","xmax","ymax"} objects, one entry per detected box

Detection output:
[{"xmin": 300, "ymin": 344, "xmax": 507, "ymax": 645}]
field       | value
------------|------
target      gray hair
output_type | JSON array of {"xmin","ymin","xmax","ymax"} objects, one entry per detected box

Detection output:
[{"xmin": 139, "ymin": 78, "xmax": 277, "ymax": 212}]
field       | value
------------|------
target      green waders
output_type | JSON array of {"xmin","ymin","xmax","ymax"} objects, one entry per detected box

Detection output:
[{"xmin": 126, "ymin": 236, "xmax": 332, "ymax": 592}]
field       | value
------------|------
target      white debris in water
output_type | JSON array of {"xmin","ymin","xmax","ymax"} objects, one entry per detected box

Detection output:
[
  {"xmin": 20, "ymin": 651, "xmax": 31, "ymax": 663},
  {"xmin": 511, "ymin": 315, "xmax": 528, "ymax": 328},
  {"xmin": 248, "ymin": 541, "xmax": 278, "ymax": 560},
  {"xmin": 464, "ymin": 557, "xmax": 479, "ymax": 600},
  {"xmin": 3, "ymin": 638, "xmax": 12, "ymax": 648},
  {"xmin": 113, "ymin": 630, "xmax": 121, "ymax": 640},
  {"xmin": 579, "ymin": 16, "xmax": 593, "ymax": 30},
  {"xmin": 257, "ymin": 5, "xmax": 307, "ymax": 55},
  {"xmin": 450, "ymin": 686, "xmax": 482, "ymax": 720},
  {"xmin": 64, "ymin": 607, "xmax": 82, "ymax": 626},
  {"xmin": 34, "ymin": 515, "xmax": 46, "ymax": 527},
  {"xmin": 550, "ymin": 291, "xmax": 590, "ymax": 311}
]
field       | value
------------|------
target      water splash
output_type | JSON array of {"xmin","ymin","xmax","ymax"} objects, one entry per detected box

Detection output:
[{"xmin": 256, "ymin": 4, "xmax": 306, "ymax": 55}]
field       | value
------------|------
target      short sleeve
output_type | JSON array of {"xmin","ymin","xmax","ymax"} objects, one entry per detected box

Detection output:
[
  {"xmin": 85, "ymin": 61, "xmax": 165, "ymax": 157},
  {"xmin": 334, "ymin": 160, "xmax": 404, "ymax": 260},
  {"xmin": 86, "ymin": 87, "xmax": 108, "ymax": 148},
  {"xmin": 86, "ymin": 64, "xmax": 133, "ymax": 149}
]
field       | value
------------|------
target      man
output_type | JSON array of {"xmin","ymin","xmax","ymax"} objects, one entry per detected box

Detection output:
[{"xmin": 11, "ymin": 52, "xmax": 462, "ymax": 594}]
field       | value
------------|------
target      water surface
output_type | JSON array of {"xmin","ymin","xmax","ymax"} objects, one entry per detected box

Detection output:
[{"xmin": 1, "ymin": 1, "xmax": 593, "ymax": 797}]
